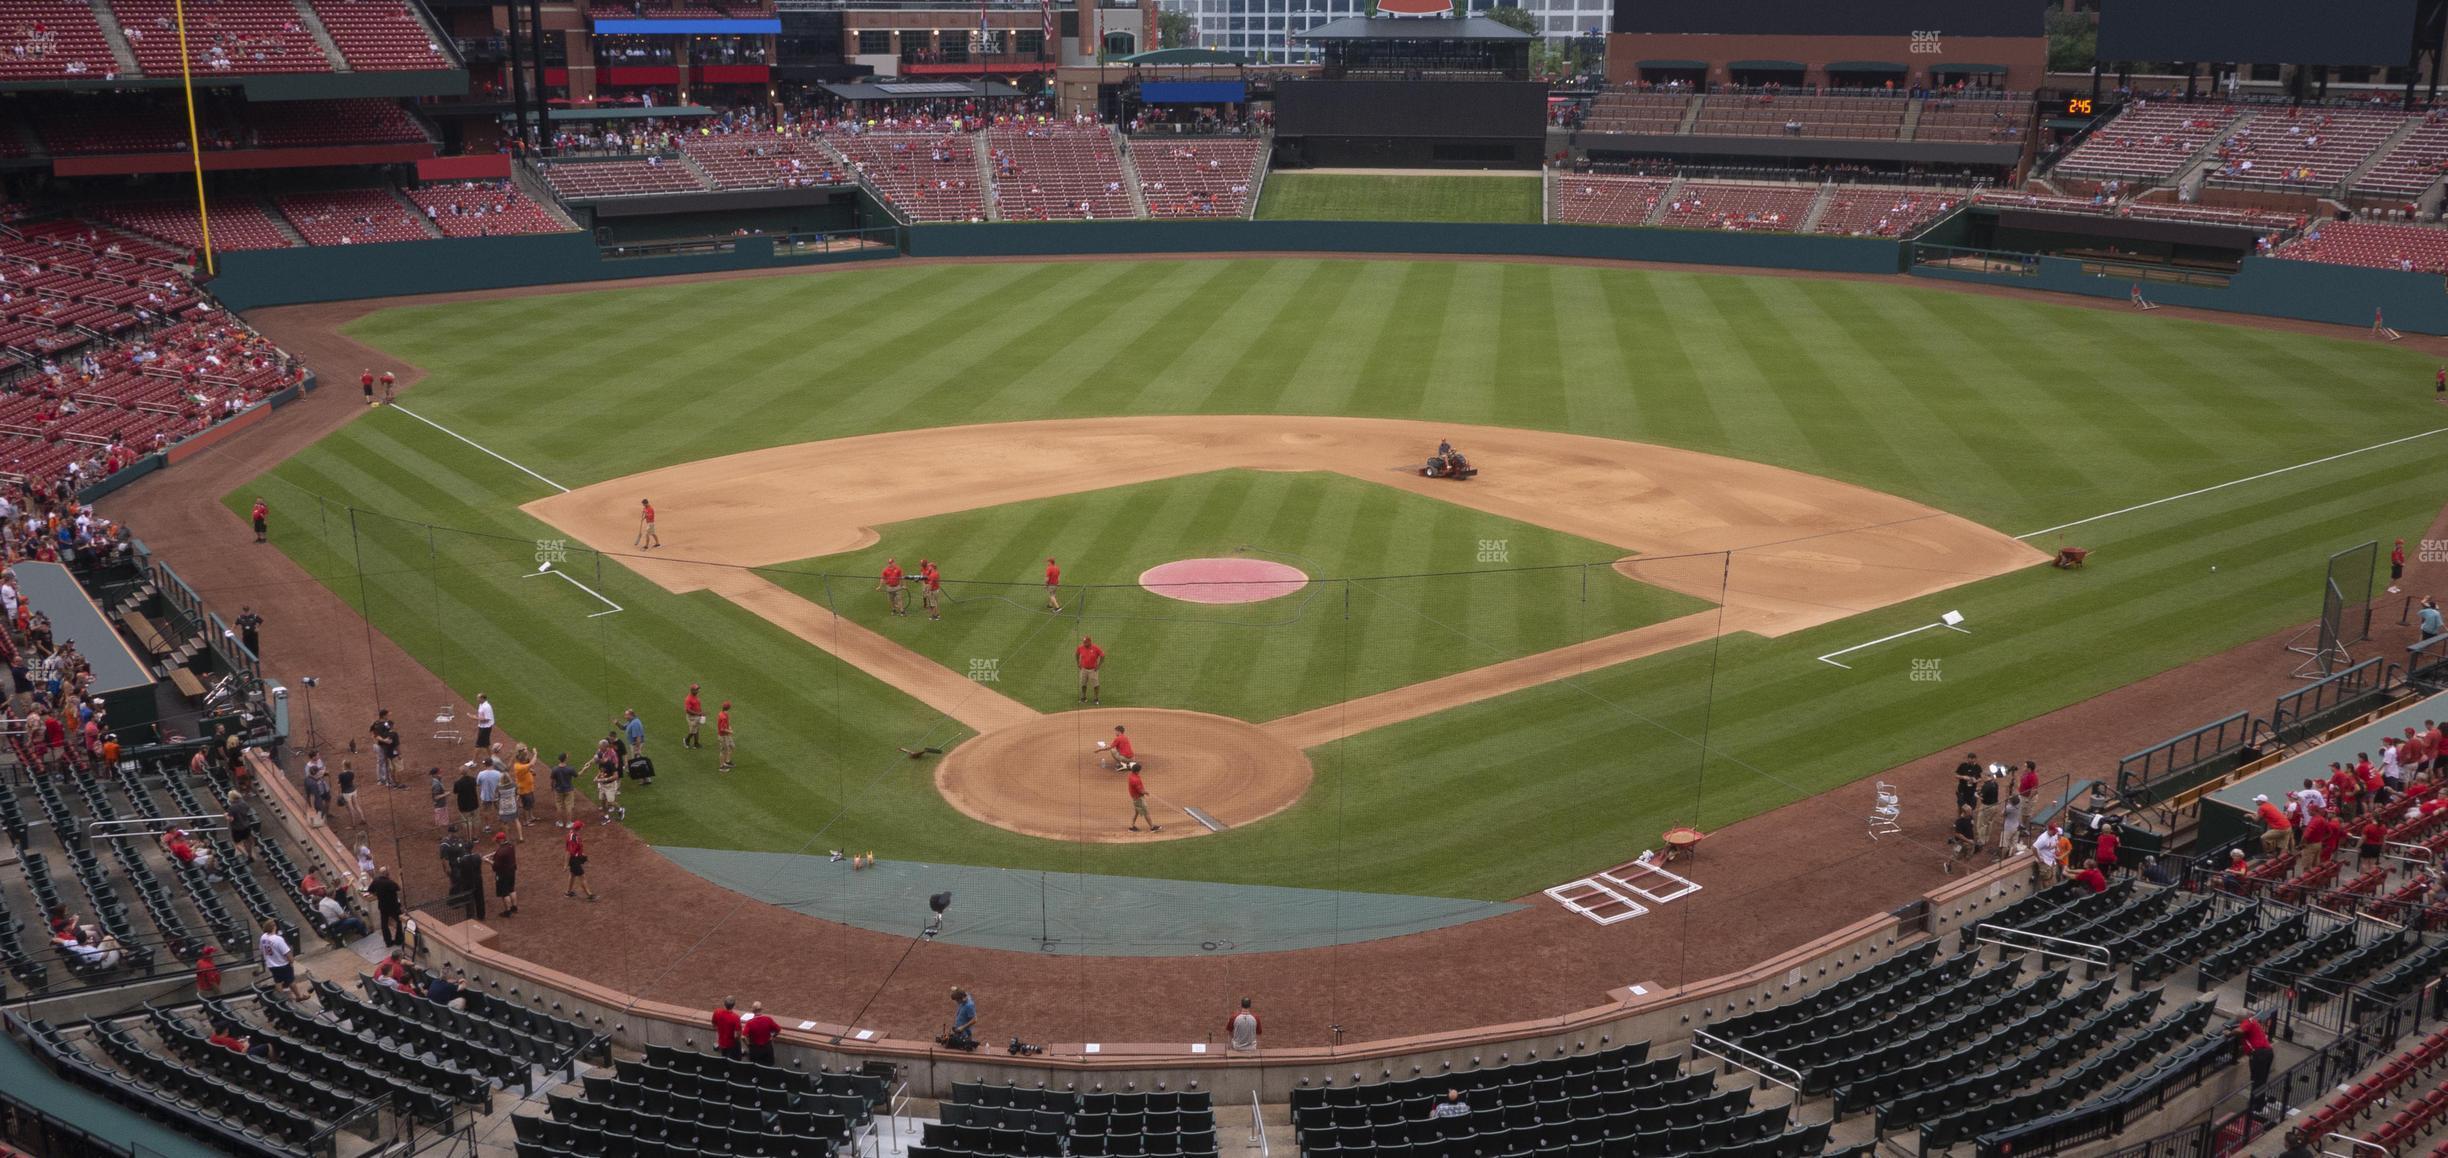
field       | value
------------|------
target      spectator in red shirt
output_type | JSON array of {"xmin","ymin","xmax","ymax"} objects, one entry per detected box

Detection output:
[
  {"xmin": 2362, "ymin": 817, "xmax": 2390, "ymax": 867},
  {"xmin": 2237, "ymin": 1015, "xmax": 2274, "ymax": 1088},
  {"xmin": 2071, "ymin": 859, "xmax": 2107, "ymax": 894},
  {"xmin": 713, "ymin": 996, "xmax": 744, "ymax": 1059},
  {"xmin": 2017, "ymin": 761, "xmax": 2040, "ymax": 798},
  {"xmin": 565, "ymin": 822, "xmax": 594, "ymax": 901},
  {"xmin": 742, "ymin": 1001, "xmax": 780, "ymax": 1066},
  {"xmin": 2254, "ymin": 794, "xmax": 2293, "ymax": 857},
  {"xmin": 1077, "ymin": 636, "xmax": 1105, "ymax": 705},
  {"xmin": 193, "ymin": 945, "xmax": 221, "ymax": 995},
  {"xmin": 2093, "ymin": 827, "xmax": 2120, "ymax": 872}
]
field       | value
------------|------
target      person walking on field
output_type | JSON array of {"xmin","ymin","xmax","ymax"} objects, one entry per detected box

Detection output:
[
  {"xmin": 489, "ymin": 832, "xmax": 520, "ymax": 916},
  {"xmin": 1077, "ymin": 635, "xmax": 1105, "ymax": 705},
  {"xmin": 682, "ymin": 684, "xmax": 705, "ymax": 749},
  {"xmin": 1127, "ymin": 765, "xmax": 1158, "ymax": 832},
  {"xmin": 637, "ymin": 499, "xmax": 660, "ymax": 549},
  {"xmin": 879, "ymin": 557, "xmax": 907, "ymax": 617},
  {"xmin": 921, "ymin": 559, "xmax": 943, "ymax": 621},
  {"xmin": 1045, "ymin": 557, "xmax": 1062, "ymax": 612},
  {"xmin": 565, "ymin": 821, "xmax": 595, "ymax": 901},
  {"xmin": 360, "ymin": 368, "xmax": 375, "ymax": 406},
  {"xmin": 716, "ymin": 701, "xmax": 735, "ymax": 772},
  {"xmin": 551, "ymin": 752, "xmax": 578, "ymax": 827},
  {"xmin": 472, "ymin": 693, "xmax": 494, "ymax": 750},
  {"xmin": 2393, "ymin": 539, "xmax": 2408, "ymax": 594},
  {"xmin": 250, "ymin": 497, "xmax": 269, "ymax": 544}
]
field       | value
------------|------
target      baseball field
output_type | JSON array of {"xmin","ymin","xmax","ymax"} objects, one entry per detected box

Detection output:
[{"xmin": 228, "ymin": 256, "xmax": 2448, "ymax": 903}]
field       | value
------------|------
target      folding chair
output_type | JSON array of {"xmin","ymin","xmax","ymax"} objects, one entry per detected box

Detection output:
[
  {"xmin": 434, "ymin": 703, "xmax": 463, "ymax": 744},
  {"xmin": 1868, "ymin": 782, "xmax": 1903, "ymax": 841}
]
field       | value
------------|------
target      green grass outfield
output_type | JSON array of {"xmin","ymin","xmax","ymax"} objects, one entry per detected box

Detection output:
[
  {"xmin": 231, "ymin": 258, "xmax": 2448, "ymax": 899},
  {"xmin": 768, "ymin": 470, "xmax": 1708, "ymax": 722},
  {"xmin": 1256, "ymin": 173, "xmax": 1544, "ymax": 223}
]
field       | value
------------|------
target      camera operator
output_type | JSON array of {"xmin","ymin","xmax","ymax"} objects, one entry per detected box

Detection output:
[{"xmin": 945, "ymin": 987, "xmax": 978, "ymax": 1050}]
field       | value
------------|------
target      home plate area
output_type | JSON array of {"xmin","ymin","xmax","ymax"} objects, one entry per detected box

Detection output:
[{"xmin": 1544, "ymin": 854, "xmax": 1703, "ymax": 925}]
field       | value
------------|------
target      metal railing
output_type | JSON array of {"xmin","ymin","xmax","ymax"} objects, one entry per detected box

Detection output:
[
  {"xmin": 2273, "ymin": 658, "xmax": 2390, "ymax": 741},
  {"xmin": 1250, "ymin": 1088, "xmax": 1269, "ymax": 1158},
  {"xmin": 1688, "ymin": 1028, "xmax": 1804, "ymax": 1092},
  {"xmin": 1975, "ymin": 924, "xmax": 2113, "ymax": 968},
  {"xmin": 2117, "ymin": 710, "xmax": 2254, "ymax": 805}
]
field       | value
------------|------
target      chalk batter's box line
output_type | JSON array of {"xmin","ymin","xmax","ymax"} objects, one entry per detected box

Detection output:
[{"xmin": 523, "ymin": 567, "xmax": 624, "ymax": 617}]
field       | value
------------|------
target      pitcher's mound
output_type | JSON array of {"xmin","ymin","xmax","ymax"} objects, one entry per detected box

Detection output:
[{"xmin": 936, "ymin": 709, "xmax": 1314, "ymax": 843}]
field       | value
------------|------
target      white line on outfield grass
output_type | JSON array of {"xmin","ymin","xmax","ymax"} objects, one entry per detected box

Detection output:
[
  {"xmin": 2014, "ymin": 427, "xmax": 2448, "ymax": 541},
  {"xmin": 524, "ymin": 566, "xmax": 623, "ymax": 617},
  {"xmin": 389, "ymin": 405, "xmax": 569, "ymax": 494}
]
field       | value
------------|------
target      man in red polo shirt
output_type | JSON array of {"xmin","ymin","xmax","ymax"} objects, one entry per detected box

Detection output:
[
  {"xmin": 2254, "ymin": 794, "xmax": 2292, "ymax": 857},
  {"xmin": 742, "ymin": 1000, "xmax": 780, "ymax": 1066},
  {"xmin": 921, "ymin": 560, "xmax": 944, "ymax": 621},
  {"xmin": 682, "ymin": 684, "xmax": 704, "ymax": 750},
  {"xmin": 1107, "ymin": 725, "xmax": 1137, "ymax": 772},
  {"xmin": 1045, "ymin": 557, "xmax": 1062, "ymax": 611},
  {"xmin": 360, "ymin": 368, "xmax": 375, "ymax": 406},
  {"xmin": 1127, "ymin": 766, "xmax": 1157, "ymax": 833},
  {"xmin": 2070, "ymin": 858, "xmax": 2107, "ymax": 894},
  {"xmin": 2237, "ymin": 1014, "xmax": 2274, "ymax": 1089},
  {"xmin": 879, "ymin": 557, "xmax": 907, "ymax": 617},
  {"xmin": 1077, "ymin": 635, "xmax": 1105, "ymax": 705},
  {"xmin": 711, "ymin": 996, "xmax": 743, "ymax": 1059}
]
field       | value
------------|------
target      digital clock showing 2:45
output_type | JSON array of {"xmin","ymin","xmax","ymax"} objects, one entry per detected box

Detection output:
[{"xmin": 2066, "ymin": 96, "xmax": 2097, "ymax": 116}]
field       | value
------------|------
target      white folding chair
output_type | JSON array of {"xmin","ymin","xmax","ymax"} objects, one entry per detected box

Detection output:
[
  {"xmin": 1868, "ymin": 781, "xmax": 1903, "ymax": 841},
  {"xmin": 433, "ymin": 703, "xmax": 462, "ymax": 744}
]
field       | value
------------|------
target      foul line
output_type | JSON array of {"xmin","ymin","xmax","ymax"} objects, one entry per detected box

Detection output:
[
  {"xmin": 523, "ymin": 567, "xmax": 623, "ymax": 617},
  {"xmin": 2015, "ymin": 428, "xmax": 2448, "ymax": 540},
  {"xmin": 390, "ymin": 405, "xmax": 569, "ymax": 494}
]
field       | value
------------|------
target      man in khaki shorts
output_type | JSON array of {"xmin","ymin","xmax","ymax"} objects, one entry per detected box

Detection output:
[
  {"xmin": 716, "ymin": 701, "xmax": 736, "ymax": 772},
  {"xmin": 1076, "ymin": 636, "xmax": 1104, "ymax": 705},
  {"xmin": 920, "ymin": 559, "xmax": 943, "ymax": 621},
  {"xmin": 879, "ymin": 557, "xmax": 907, "ymax": 616}
]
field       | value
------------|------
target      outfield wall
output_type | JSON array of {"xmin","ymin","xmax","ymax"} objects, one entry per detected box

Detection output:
[
  {"xmin": 202, "ymin": 218, "xmax": 2448, "ymax": 335},
  {"xmin": 206, "ymin": 231, "xmax": 898, "ymax": 311},
  {"xmin": 1913, "ymin": 251, "xmax": 2448, "ymax": 335},
  {"xmin": 902, "ymin": 220, "xmax": 1909, "ymax": 274}
]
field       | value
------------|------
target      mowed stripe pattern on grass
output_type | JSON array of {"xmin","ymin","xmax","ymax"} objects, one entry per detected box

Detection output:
[
  {"xmin": 218, "ymin": 258, "xmax": 2448, "ymax": 899},
  {"xmin": 1255, "ymin": 174, "xmax": 1547, "ymax": 223},
  {"xmin": 765, "ymin": 470, "xmax": 1709, "ymax": 723}
]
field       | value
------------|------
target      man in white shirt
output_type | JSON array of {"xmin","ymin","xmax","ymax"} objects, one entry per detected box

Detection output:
[
  {"xmin": 259, "ymin": 919, "xmax": 304, "ymax": 999},
  {"xmin": 317, "ymin": 895, "xmax": 369, "ymax": 940},
  {"xmin": 2031, "ymin": 824, "xmax": 2064, "ymax": 884},
  {"xmin": 58, "ymin": 932, "xmax": 123, "ymax": 970},
  {"xmin": 473, "ymin": 694, "xmax": 495, "ymax": 749}
]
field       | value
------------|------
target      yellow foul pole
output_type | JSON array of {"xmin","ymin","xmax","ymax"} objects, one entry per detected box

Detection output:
[{"xmin": 169, "ymin": 0, "xmax": 216, "ymax": 275}]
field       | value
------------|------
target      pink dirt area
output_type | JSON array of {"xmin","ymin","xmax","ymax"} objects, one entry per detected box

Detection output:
[{"xmin": 1138, "ymin": 557, "xmax": 1309, "ymax": 604}]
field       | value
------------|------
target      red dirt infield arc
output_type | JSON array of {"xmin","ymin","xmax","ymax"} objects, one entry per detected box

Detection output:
[
  {"xmin": 1137, "ymin": 557, "xmax": 1310, "ymax": 604},
  {"xmin": 102, "ymin": 265, "xmax": 2448, "ymax": 1049}
]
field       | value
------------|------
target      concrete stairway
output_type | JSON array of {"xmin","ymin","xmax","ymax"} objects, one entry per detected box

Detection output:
[
  {"xmin": 89, "ymin": 0, "xmax": 144, "ymax": 78},
  {"xmin": 1112, "ymin": 128, "xmax": 1151, "ymax": 218},
  {"xmin": 287, "ymin": 0, "xmax": 352, "ymax": 72}
]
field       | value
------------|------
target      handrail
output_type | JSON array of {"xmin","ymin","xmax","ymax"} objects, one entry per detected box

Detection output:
[
  {"xmin": 88, "ymin": 815, "xmax": 224, "ymax": 838},
  {"xmin": 1975, "ymin": 924, "xmax": 2112, "ymax": 967},
  {"xmin": 1250, "ymin": 1088, "xmax": 1268, "ymax": 1158},
  {"xmin": 1688, "ymin": 1028, "xmax": 1803, "ymax": 1092}
]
